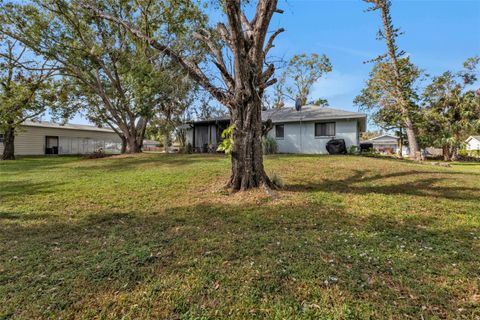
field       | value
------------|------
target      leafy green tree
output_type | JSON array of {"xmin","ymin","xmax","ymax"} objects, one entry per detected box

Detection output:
[
  {"xmin": 1, "ymin": 0, "xmax": 204, "ymax": 153},
  {"xmin": 0, "ymin": 38, "xmax": 64, "ymax": 160},
  {"xmin": 148, "ymin": 75, "xmax": 197, "ymax": 153},
  {"xmin": 362, "ymin": 0, "xmax": 421, "ymax": 159},
  {"xmin": 273, "ymin": 53, "xmax": 332, "ymax": 108},
  {"xmin": 420, "ymin": 59, "xmax": 480, "ymax": 161},
  {"xmin": 355, "ymin": 57, "xmax": 424, "ymax": 158},
  {"xmin": 90, "ymin": 0, "xmax": 285, "ymax": 191}
]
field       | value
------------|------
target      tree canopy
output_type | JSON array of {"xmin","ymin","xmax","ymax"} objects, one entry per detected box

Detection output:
[
  {"xmin": 269, "ymin": 53, "xmax": 332, "ymax": 109},
  {"xmin": 1, "ymin": 0, "xmax": 205, "ymax": 153},
  {"xmin": 85, "ymin": 0, "xmax": 285, "ymax": 190},
  {"xmin": 419, "ymin": 58, "xmax": 480, "ymax": 160},
  {"xmin": 0, "ymin": 37, "xmax": 66, "ymax": 160}
]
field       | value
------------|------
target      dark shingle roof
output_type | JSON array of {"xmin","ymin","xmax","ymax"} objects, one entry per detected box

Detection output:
[
  {"xmin": 262, "ymin": 105, "xmax": 366, "ymax": 123},
  {"xmin": 188, "ymin": 106, "xmax": 366, "ymax": 125}
]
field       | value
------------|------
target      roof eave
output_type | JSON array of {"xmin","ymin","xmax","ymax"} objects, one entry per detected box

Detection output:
[
  {"xmin": 268, "ymin": 114, "xmax": 367, "ymax": 123},
  {"xmin": 21, "ymin": 123, "xmax": 115, "ymax": 133}
]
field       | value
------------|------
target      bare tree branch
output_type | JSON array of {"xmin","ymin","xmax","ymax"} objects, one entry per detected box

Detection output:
[{"xmin": 263, "ymin": 28, "xmax": 285, "ymax": 59}]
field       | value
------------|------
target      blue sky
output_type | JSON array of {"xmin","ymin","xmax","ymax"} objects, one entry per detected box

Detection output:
[
  {"xmin": 268, "ymin": 0, "xmax": 480, "ymax": 110},
  {"xmin": 68, "ymin": 0, "xmax": 480, "ymax": 124}
]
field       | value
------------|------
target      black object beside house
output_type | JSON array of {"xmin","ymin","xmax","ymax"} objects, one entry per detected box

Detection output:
[{"xmin": 326, "ymin": 139, "xmax": 347, "ymax": 154}]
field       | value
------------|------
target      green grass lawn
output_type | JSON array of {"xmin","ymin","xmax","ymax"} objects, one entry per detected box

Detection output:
[{"xmin": 1, "ymin": 154, "xmax": 479, "ymax": 319}]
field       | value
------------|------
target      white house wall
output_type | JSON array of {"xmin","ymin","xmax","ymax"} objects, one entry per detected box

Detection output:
[
  {"xmin": 0, "ymin": 125, "xmax": 122, "ymax": 156},
  {"xmin": 466, "ymin": 138, "xmax": 480, "ymax": 151},
  {"xmin": 267, "ymin": 119, "xmax": 360, "ymax": 154}
]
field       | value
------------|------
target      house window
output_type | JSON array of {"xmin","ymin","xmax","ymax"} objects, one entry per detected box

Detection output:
[
  {"xmin": 275, "ymin": 124, "xmax": 284, "ymax": 139},
  {"xmin": 0, "ymin": 133, "xmax": 3, "ymax": 143},
  {"xmin": 315, "ymin": 122, "xmax": 335, "ymax": 137}
]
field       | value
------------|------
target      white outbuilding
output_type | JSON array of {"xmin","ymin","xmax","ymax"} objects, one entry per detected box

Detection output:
[
  {"xmin": 465, "ymin": 136, "xmax": 480, "ymax": 152},
  {"xmin": 0, "ymin": 120, "xmax": 122, "ymax": 156}
]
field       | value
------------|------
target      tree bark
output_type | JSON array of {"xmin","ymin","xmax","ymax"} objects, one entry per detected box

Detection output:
[
  {"xmin": 227, "ymin": 94, "xmax": 273, "ymax": 191},
  {"xmin": 404, "ymin": 117, "xmax": 419, "ymax": 159},
  {"xmin": 2, "ymin": 126, "xmax": 16, "ymax": 160},
  {"xmin": 398, "ymin": 127, "xmax": 403, "ymax": 158},
  {"xmin": 125, "ymin": 135, "xmax": 143, "ymax": 153},
  {"xmin": 450, "ymin": 146, "xmax": 458, "ymax": 161},
  {"xmin": 442, "ymin": 145, "xmax": 451, "ymax": 162},
  {"xmin": 164, "ymin": 133, "xmax": 169, "ymax": 154},
  {"xmin": 120, "ymin": 136, "xmax": 127, "ymax": 154},
  {"xmin": 118, "ymin": 117, "xmax": 147, "ymax": 154}
]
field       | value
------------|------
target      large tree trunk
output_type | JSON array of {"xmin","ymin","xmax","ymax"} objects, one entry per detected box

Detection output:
[
  {"xmin": 398, "ymin": 127, "xmax": 403, "ymax": 158},
  {"xmin": 164, "ymin": 131, "xmax": 170, "ymax": 154},
  {"xmin": 120, "ymin": 118, "xmax": 147, "ymax": 154},
  {"xmin": 120, "ymin": 136, "xmax": 127, "ymax": 154},
  {"xmin": 125, "ymin": 135, "xmax": 143, "ymax": 153},
  {"xmin": 404, "ymin": 117, "xmax": 419, "ymax": 159},
  {"xmin": 2, "ymin": 126, "xmax": 16, "ymax": 161},
  {"xmin": 442, "ymin": 145, "xmax": 451, "ymax": 161},
  {"xmin": 227, "ymin": 96, "xmax": 273, "ymax": 191},
  {"xmin": 450, "ymin": 146, "xmax": 458, "ymax": 161}
]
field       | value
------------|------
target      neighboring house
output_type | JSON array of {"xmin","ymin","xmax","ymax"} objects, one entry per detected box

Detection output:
[
  {"xmin": 143, "ymin": 139, "xmax": 161, "ymax": 151},
  {"xmin": 361, "ymin": 134, "xmax": 413, "ymax": 156},
  {"xmin": 361, "ymin": 134, "xmax": 400, "ymax": 154},
  {"xmin": 185, "ymin": 105, "xmax": 367, "ymax": 154},
  {"xmin": 466, "ymin": 136, "xmax": 480, "ymax": 151},
  {"xmin": 0, "ymin": 120, "xmax": 122, "ymax": 156}
]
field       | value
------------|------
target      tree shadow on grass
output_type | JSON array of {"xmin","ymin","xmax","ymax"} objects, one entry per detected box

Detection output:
[
  {"xmin": 0, "ymin": 180, "xmax": 65, "ymax": 202},
  {"xmin": 0, "ymin": 211, "xmax": 52, "ymax": 221},
  {"xmin": 1, "ymin": 200, "xmax": 478, "ymax": 319},
  {"xmin": 70, "ymin": 153, "xmax": 227, "ymax": 173},
  {"xmin": 287, "ymin": 169, "xmax": 480, "ymax": 201},
  {"xmin": 0, "ymin": 154, "xmax": 227, "ymax": 176},
  {"xmin": 0, "ymin": 156, "xmax": 79, "ymax": 175}
]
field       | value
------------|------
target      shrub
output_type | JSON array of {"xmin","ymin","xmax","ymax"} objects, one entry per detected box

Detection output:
[
  {"xmin": 458, "ymin": 149, "xmax": 469, "ymax": 157},
  {"xmin": 470, "ymin": 149, "xmax": 480, "ymax": 158},
  {"xmin": 217, "ymin": 125, "xmax": 234, "ymax": 156},
  {"xmin": 348, "ymin": 145, "xmax": 359, "ymax": 154},
  {"xmin": 263, "ymin": 136, "xmax": 278, "ymax": 155}
]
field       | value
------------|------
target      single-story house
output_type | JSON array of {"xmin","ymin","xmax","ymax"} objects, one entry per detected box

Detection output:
[
  {"xmin": 465, "ymin": 136, "xmax": 480, "ymax": 151},
  {"xmin": 0, "ymin": 120, "xmax": 122, "ymax": 156},
  {"xmin": 362, "ymin": 134, "xmax": 399, "ymax": 154},
  {"xmin": 185, "ymin": 105, "xmax": 367, "ymax": 154},
  {"xmin": 361, "ymin": 134, "xmax": 412, "ymax": 156}
]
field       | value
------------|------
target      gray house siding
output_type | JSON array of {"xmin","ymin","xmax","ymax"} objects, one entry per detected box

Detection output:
[
  {"xmin": 268, "ymin": 119, "xmax": 360, "ymax": 154},
  {"xmin": 184, "ymin": 106, "xmax": 366, "ymax": 154}
]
